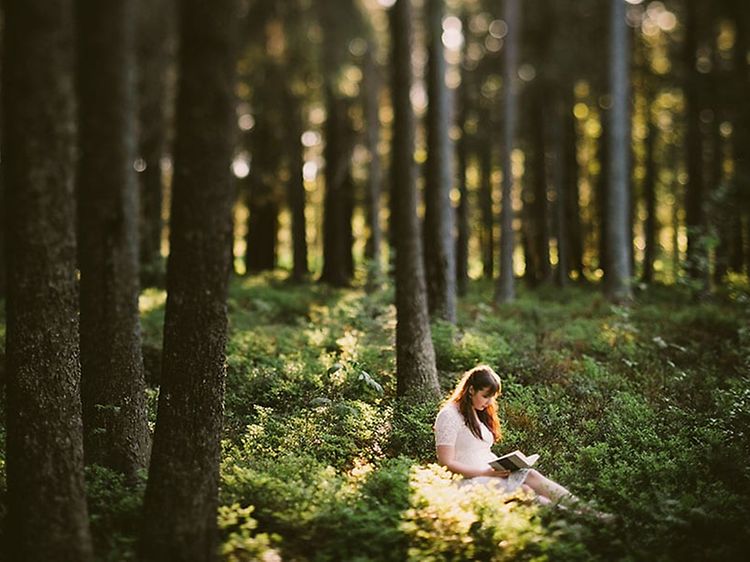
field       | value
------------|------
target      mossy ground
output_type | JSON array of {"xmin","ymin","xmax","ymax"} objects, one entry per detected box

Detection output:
[{"xmin": 2, "ymin": 274, "xmax": 749, "ymax": 560}]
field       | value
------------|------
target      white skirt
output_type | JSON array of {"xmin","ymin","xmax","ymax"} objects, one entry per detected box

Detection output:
[{"xmin": 457, "ymin": 468, "xmax": 531, "ymax": 494}]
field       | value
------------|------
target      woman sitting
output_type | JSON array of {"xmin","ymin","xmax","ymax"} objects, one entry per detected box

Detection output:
[{"xmin": 434, "ymin": 364, "xmax": 574, "ymax": 505}]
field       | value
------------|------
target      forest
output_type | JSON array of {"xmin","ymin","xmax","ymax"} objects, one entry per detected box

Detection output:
[{"xmin": 1, "ymin": 0, "xmax": 749, "ymax": 560}]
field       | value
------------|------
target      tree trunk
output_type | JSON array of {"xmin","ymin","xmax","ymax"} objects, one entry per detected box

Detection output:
[
  {"xmin": 564, "ymin": 102, "xmax": 584, "ymax": 278},
  {"xmin": 728, "ymin": 0, "xmax": 749, "ymax": 275},
  {"xmin": 2, "ymin": 0, "xmax": 94, "ymax": 558},
  {"xmin": 551, "ymin": 97, "xmax": 569, "ymax": 287},
  {"xmin": 137, "ymin": 0, "xmax": 174, "ymax": 288},
  {"xmin": 597, "ymin": 109, "xmax": 610, "ymax": 276},
  {"xmin": 320, "ymin": 90, "xmax": 354, "ymax": 287},
  {"xmin": 363, "ymin": 42, "xmax": 383, "ymax": 283},
  {"xmin": 525, "ymin": 88, "xmax": 550, "ymax": 285},
  {"xmin": 642, "ymin": 97, "xmax": 658, "ymax": 284},
  {"xmin": 390, "ymin": 0, "xmax": 440, "ymax": 401},
  {"xmin": 478, "ymin": 127, "xmax": 494, "ymax": 279},
  {"xmin": 423, "ymin": 0, "xmax": 457, "ymax": 322},
  {"xmin": 286, "ymin": 103, "xmax": 308, "ymax": 281},
  {"xmin": 455, "ymin": 30, "xmax": 470, "ymax": 296},
  {"xmin": 605, "ymin": 0, "xmax": 633, "ymax": 301},
  {"xmin": 245, "ymin": 175, "xmax": 279, "ymax": 273},
  {"xmin": 496, "ymin": 0, "xmax": 520, "ymax": 303},
  {"xmin": 139, "ymin": 0, "xmax": 238, "ymax": 558},
  {"xmin": 75, "ymin": 0, "xmax": 150, "ymax": 481},
  {"xmin": 684, "ymin": 0, "xmax": 707, "ymax": 282}
]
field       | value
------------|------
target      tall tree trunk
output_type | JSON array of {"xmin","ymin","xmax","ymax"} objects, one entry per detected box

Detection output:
[
  {"xmin": 605, "ymin": 0, "xmax": 633, "ymax": 301},
  {"xmin": 390, "ymin": 0, "xmax": 439, "ymax": 401},
  {"xmin": 363, "ymin": 42, "xmax": 383, "ymax": 283},
  {"xmin": 455, "ymin": 33, "xmax": 470, "ymax": 296},
  {"xmin": 245, "ymin": 176, "xmax": 279, "ymax": 273},
  {"xmin": 684, "ymin": 0, "xmax": 707, "ymax": 282},
  {"xmin": 730, "ymin": 0, "xmax": 749, "ymax": 275},
  {"xmin": 423, "ymin": 0, "xmax": 457, "ymax": 322},
  {"xmin": 597, "ymin": 109, "xmax": 610, "ymax": 276},
  {"xmin": 320, "ymin": 91, "xmax": 354, "ymax": 287},
  {"xmin": 244, "ymin": 99, "xmax": 280, "ymax": 274},
  {"xmin": 642, "ymin": 97, "xmax": 658, "ymax": 283},
  {"xmin": 565, "ymin": 102, "xmax": 584, "ymax": 278},
  {"xmin": 2, "ymin": 0, "xmax": 94, "ymax": 558},
  {"xmin": 496, "ymin": 0, "xmax": 520, "ymax": 303},
  {"xmin": 551, "ymin": 97, "xmax": 569, "ymax": 286},
  {"xmin": 478, "ymin": 127, "xmax": 494, "ymax": 279},
  {"xmin": 525, "ymin": 88, "xmax": 550, "ymax": 285},
  {"xmin": 139, "ymin": 0, "xmax": 238, "ymax": 558},
  {"xmin": 137, "ymin": 0, "xmax": 174, "ymax": 288},
  {"xmin": 75, "ymin": 0, "xmax": 150, "ymax": 480},
  {"xmin": 286, "ymin": 98, "xmax": 308, "ymax": 281}
]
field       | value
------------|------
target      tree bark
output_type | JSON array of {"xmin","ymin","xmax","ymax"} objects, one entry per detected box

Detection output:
[
  {"xmin": 684, "ymin": 0, "xmax": 707, "ymax": 282},
  {"xmin": 524, "ymin": 87, "xmax": 551, "ymax": 286},
  {"xmin": 478, "ymin": 126, "xmax": 494, "ymax": 279},
  {"xmin": 729, "ymin": 0, "xmax": 749, "ymax": 275},
  {"xmin": 455, "ymin": 29, "xmax": 470, "ymax": 296},
  {"xmin": 75, "ymin": 0, "xmax": 150, "ymax": 481},
  {"xmin": 564, "ymin": 102, "xmax": 584, "ymax": 278},
  {"xmin": 137, "ymin": 0, "xmax": 174, "ymax": 288},
  {"xmin": 2, "ymin": 0, "xmax": 94, "ymax": 558},
  {"xmin": 642, "ymin": 97, "xmax": 658, "ymax": 284},
  {"xmin": 320, "ymin": 90, "xmax": 355, "ymax": 287},
  {"xmin": 423, "ymin": 0, "xmax": 457, "ymax": 322},
  {"xmin": 363, "ymin": 41, "xmax": 383, "ymax": 283},
  {"xmin": 605, "ymin": 0, "xmax": 633, "ymax": 301},
  {"xmin": 597, "ymin": 109, "xmax": 610, "ymax": 276},
  {"xmin": 390, "ymin": 0, "xmax": 440, "ymax": 401},
  {"xmin": 139, "ymin": 0, "xmax": 238, "ymax": 559},
  {"xmin": 551, "ymin": 97, "xmax": 569, "ymax": 287},
  {"xmin": 496, "ymin": 0, "xmax": 520, "ymax": 303}
]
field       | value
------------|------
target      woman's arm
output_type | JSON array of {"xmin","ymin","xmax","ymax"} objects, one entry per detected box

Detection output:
[{"xmin": 436, "ymin": 445, "xmax": 511, "ymax": 479}]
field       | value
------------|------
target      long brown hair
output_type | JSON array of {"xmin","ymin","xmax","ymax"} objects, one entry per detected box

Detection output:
[{"xmin": 447, "ymin": 365, "xmax": 502, "ymax": 442}]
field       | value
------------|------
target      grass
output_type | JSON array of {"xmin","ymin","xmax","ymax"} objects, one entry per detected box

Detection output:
[{"xmin": 1, "ymin": 272, "xmax": 749, "ymax": 560}]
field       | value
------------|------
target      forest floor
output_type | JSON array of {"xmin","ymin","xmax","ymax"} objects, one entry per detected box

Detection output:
[{"xmin": 2, "ymin": 273, "xmax": 750, "ymax": 561}]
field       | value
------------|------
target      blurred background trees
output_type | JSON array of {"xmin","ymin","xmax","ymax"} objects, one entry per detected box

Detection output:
[{"xmin": 3, "ymin": 0, "xmax": 750, "ymax": 557}]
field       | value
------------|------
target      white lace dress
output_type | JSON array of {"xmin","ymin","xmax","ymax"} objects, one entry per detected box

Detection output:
[{"xmin": 434, "ymin": 402, "xmax": 529, "ymax": 492}]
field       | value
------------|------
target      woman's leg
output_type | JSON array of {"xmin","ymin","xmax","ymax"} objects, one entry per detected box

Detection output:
[{"xmin": 523, "ymin": 469, "xmax": 575, "ymax": 504}]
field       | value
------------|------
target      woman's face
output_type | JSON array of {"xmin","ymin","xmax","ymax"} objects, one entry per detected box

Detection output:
[{"xmin": 470, "ymin": 386, "xmax": 497, "ymax": 411}]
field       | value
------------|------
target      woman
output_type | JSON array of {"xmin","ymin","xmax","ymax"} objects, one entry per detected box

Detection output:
[{"xmin": 434, "ymin": 364, "xmax": 574, "ymax": 505}]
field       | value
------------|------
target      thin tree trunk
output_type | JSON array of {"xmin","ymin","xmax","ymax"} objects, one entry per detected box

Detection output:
[
  {"xmin": 496, "ymin": 0, "xmax": 520, "ymax": 303},
  {"xmin": 597, "ymin": 109, "xmax": 610, "ymax": 276},
  {"xmin": 605, "ymin": 0, "xmax": 633, "ymax": 301},
  {"xmin": 684, "ymin": 0, "xmax": 707, "ymax": 282},
  {"xmin": 139, "ymin": 0, "xmax": 238, "ymax": 558},
  {"xmin": 455, "ymin": 32, "xmax": 470, "ymax": 296},
  {"xmin": 287, "ymin": 104, "xmax": 308, "ymax": 281},
  {"xmin": 730, "ymin": 0, "xmax": 749, "ymax": 274},
  {"xmin": 526, "ymin": 88, "xmax": 550, "ymax": 285},
  {"xmin": 245, "ymin": 176, "xmax": 279, "ymax": 273},
  {"xmin": 642, "ymin": 97, "xmax": 658, "ymax": 283},
  {"xmin": 390, "ymin": 0, "xmax": 440, "ymax": 401},
  {"xmin": 363, "ymin": 42, "xmax": 383, "ymax": 283},
  {"xmin": 137, "ymin": 0, "xmax": 174, "ymax": 288},
  {"xmin": 565, "ymin": 102, "xmax": 584, "ymax": 278},
  {"xmin": 75, "ymin": 0, "xmax": 150, "ymax": 481},
  {"xmin": 423, "ymin": 0, "xmax": 457, "ymax": 322},
  {"xmin": 478, "ymin": 130, "xmax": 494, "ymax": 279},
  {"xmin": 3, "ymin": 0, "xmax": 94, "ymax": 558},
  {"xmin": 551, "ymin": 97, "xmax": 569, "ymax": 286},
  {"xmin": 320, "ymin": 90, "xmax": 354, "ymax": 287}
]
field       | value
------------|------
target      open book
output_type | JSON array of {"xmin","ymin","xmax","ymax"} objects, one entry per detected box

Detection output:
[{"xmin": 489, "ymin": 450, "xmax": 539, "ymax": 472}]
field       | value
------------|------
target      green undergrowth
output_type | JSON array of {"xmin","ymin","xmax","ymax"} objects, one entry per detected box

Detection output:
[{"xmin": 1, "ymin": 273, "xmax": 749, "ymax": 560}]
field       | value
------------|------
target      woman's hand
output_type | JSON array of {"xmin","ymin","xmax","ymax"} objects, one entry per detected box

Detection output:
[{"xmin": 485, "ymin": 467, "xmax": 511, "ymax": 478}]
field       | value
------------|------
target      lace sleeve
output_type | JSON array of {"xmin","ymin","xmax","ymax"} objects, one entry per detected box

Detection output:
[{"xmin": 434, "ymin": 405, "xmax": 462, "ymax": 447}]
